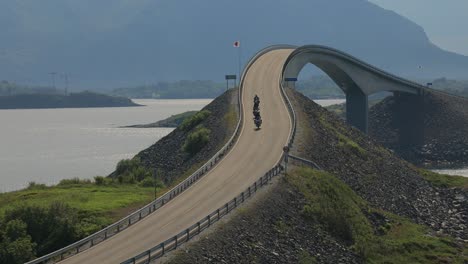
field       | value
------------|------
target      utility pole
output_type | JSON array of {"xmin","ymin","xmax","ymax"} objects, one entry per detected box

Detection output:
[
  {"xmin": 64, "ymin": 74, "xmax": 69, "ymax": 95},
  {"xmin": 153, "ymin": 169, "xmax": 158, "ymax": 200},
  {"xmin": 49, "ymin": 72, "xmax": 57, "ymax": 90}
]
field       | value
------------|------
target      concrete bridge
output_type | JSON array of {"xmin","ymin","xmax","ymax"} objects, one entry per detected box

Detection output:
[{"xmin": 283, "ymin": 45, "xmax": 427, "ymax": 140}]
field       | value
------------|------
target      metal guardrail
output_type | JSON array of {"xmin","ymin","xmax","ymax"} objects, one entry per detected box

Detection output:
[
  {"xmin": 121, "ymin": 45, "xmax": 300, "ymax": 264},
  {"xmin": 26, "ymin": 59, "xmax": 247, "ymax": 264},
  {"xmin": 287, "ymin": 154, "xmax": 322, "ymax": 170},
  {"xmin": 121, "ymin": 164, "xmax": 283, "ymax": 264}
]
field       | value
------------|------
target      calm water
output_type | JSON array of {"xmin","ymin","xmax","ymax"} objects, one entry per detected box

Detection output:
[
  {"xmin": 0, "ymin": 98, "xmax": 465, "ymax": 192},
  {"xmin": 0, "ymin": 99, "xmax": 211, "ymax": 192},
  {"xmin": 433, "ymin": 168, "xmax": 468, "ymax": 177}
]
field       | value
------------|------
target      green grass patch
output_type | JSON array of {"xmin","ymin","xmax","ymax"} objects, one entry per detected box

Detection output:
[
  {"xmin": 0, "ymin": 184, "xmax": 154, "ymax": 220},
  {"xmin": 179, "ymin": 110, "xmax": 211, "ymax": 131},
  {"xmin": 318, "ymin": 116, "xmax": 366, "ymax": 156},
  {"xmin": 288, "ymin": 167, "xmax": 467, "ymax": 263},
  {"xmin": 417, "ymin": 169, "xmax": 468, "ymax": 189}
]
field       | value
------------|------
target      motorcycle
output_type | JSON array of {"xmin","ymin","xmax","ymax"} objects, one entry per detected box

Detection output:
[
  {"xmin": 253, "ymin": 108, "xmax": 262, "ymax": 129},
  {"xmin": 254, "ymin": 115, "xmax": 262, "ymax": 129}
]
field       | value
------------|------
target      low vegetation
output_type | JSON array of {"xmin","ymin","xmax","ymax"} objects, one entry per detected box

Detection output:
[
  {"xmin": 318, "ymin": 115, "xmax": 366, "ymax": 156},
  {"xmin": 0, "ymin": 158, "xmax": 168, "ymax": 264},
  {"xmin": 111, "ymin": 80, "xmax": 225, "ymax": 99},
  {"xmin": 417, "ymin": 168, "xmax": 468, "ymax": 189},
  {"xmin": 179, "ymin": 110, "xmax": 211, "ymax": 131},
  {"xmin": 183, "ymin": 126, "xmax": 211, "ymax": 155},
  {"xmin": 288, "ymin": 167, "xmax": 467, "ymax": 263}
]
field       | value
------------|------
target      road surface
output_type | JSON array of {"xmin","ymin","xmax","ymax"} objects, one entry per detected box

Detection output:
[{"xmin": 60, "ymin": 48, "xmax": 294, "ymax": 263}]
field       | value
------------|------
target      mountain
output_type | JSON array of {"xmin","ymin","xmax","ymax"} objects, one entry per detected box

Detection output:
[{"xmin": 1, "ymin": 0, "xmax": 468, "ymax": 89}]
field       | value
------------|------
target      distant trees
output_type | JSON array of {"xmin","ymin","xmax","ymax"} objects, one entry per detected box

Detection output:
[
  {"xmin": 111, "ymin": 80, "xmax": 225, "ymax": 99},
  {"xmin": 0, "ymin": 81, "xmax": 60, "ymax": 96}
]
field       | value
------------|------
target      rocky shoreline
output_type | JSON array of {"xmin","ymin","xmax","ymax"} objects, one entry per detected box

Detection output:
[{"xmin": 369, "ymin": 91, "xmax": 468, "ymax": 168}]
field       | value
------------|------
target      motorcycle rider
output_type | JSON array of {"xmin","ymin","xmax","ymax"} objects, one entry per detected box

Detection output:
[{"xmin": 253, "ymin": 94, "xmax": 260, "ymax": 109}]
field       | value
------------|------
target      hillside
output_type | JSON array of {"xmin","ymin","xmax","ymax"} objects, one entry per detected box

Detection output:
[
  {"xmin": 167, "ymin": 88, "xmax": 468, "ymax": 263},
  {"xmin": 369, "ymin": 91, "xmax": 468, "ymax": 168},
  {"xmin": 111, "ymin": 88, "xmax": 239, "ymax": 185},
  {"xmin": 2, "ymin": 0, "xmax": 468, "ymax": 88},
  {"xmin": 0, "ymin": 91, "xmax": 139, "ymax": 109}
]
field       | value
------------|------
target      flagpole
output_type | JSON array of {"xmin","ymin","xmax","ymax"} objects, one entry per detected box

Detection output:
[{"xmin": 238, "ymin": 44, "xmax": 241, "ymax": 87}]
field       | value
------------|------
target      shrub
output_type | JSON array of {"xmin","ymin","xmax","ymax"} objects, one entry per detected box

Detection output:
[
  {"xmin": 183, "ymin": 126, "xmax": 211, "ymax": 155},
  {"xmin": 115, "ymin": 158, "xmax": 153, "ymax": 184},
  {"xmin": 58, "ymin": 178, "xmax": 91, "ymax": 186},
  {"xmin": 3, "ymin": 202, "xmax": 80, "ymax": 257},
  {"xmin": 179, "ymin": 110, "xmax": 211, "ymax": 131},
  {"xmin": 138, "ymin": 177, "xmax": 165, "ymax": 188},
  {"xmin": 26, "ymin": 182, "xmax": 47, "ymax": 190},
  {"xmin": 93, "ymin": 176, "xmax": 106, "ymax": 185},
  {"xmin": 115, "ymin": 158, "xmax": 142, "ymax": 176}
]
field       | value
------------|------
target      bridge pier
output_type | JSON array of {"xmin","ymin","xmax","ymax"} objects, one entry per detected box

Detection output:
[
  {"xmin": 394, "ymin": 92, "xmax": 425, "ymax": 147},
  {"xmin": 346, "ymin": 87, "xmax": 368, "ymax": 133}
]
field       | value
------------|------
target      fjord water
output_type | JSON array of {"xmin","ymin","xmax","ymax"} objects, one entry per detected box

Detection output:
[
  {"xmin": 0, "ymin": 99, "xmax": 211, "ymax": 192},
  {"xmin": 1, "ymin": 98, "xmax": 465, "ymax": 192}
]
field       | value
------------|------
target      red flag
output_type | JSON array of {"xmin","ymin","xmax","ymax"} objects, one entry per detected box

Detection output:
[{"xmin": 233, "ymin": 41, "xmax": 240, "ymax": 48}]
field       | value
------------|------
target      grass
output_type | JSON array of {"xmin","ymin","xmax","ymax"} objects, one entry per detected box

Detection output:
[
  {"xmin": 288, "ymin": 167, "xmax": 467, "ymax": 264},
  {"xmin": 179, "ymin": 110, "xmax": 211, "ymax": 131},
  {"xmin": 161, "ymin": 111, "xmax": 197, "ymax": 127},
  {"xmin": 318, "ymin": 115, "xmax": 366, "ymax": 156},
  {"xmin": 224, "ymin": 104, "xmax": 238, "ymax": 130},
  {"xmin": 0, "ymin": 183, "xmax": 155, "ymax": 222},
  {"xmin": 417, "ymin": 168, "xmax": 468, "ymax": 189}
]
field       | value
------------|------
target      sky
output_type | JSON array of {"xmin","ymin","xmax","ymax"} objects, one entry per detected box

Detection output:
[{"xmin": 368, "ymin": 0, "xmax": 468, "ymax": 56}]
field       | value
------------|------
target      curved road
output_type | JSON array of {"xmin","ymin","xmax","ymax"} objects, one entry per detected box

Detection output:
[{"xmin": 60, "ymin": 49, "xmax": 293, "ymax": 263}]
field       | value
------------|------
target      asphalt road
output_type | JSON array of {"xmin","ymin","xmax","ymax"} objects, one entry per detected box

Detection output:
[{"xmin": 60, "ymin": 48, "xmax": 294, "ymax": 264}]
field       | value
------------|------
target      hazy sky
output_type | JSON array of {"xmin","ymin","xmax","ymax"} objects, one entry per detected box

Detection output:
[{"xmin": 369, "ymin": 0, "xmax": 468, "ymax": 56}]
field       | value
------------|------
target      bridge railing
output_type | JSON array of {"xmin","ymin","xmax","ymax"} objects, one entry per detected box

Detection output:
[
  {"xmin": 26, "ymin": 58, "xmax": 247, "ymax": 264},
  {"xmin": 120, "ymin": 164, "xmax": 283, "ymax": 264},
  {"xmin": 287, "ymin": 154, "xmax": 322, "ymax": 170}
]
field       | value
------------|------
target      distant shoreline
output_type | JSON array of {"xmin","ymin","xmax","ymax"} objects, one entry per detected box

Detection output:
[{"xmin": 0, "ymin": 92, "xmax": 140, "ymax": 109}]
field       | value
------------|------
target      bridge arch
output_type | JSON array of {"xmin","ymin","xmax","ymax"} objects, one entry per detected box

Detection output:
[{"xmin": 282, "ymin": 45, "xmax": 426, "ymax": 133}]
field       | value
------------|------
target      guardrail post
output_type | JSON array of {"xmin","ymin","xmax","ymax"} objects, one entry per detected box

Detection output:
[
  {"xmin": 242, "ymin": 192, "xmax": 245, "ymax": 202},
  {"xmin": 174, "ymin": 236, "xmax": 178, "ymax": 249},
  {"xmin": 197, "ymin": 222, "xmax": 201, "ymax": 233},
  {"xmin": 139, "ymin": 211, "xmax": 142, "ymax": 220},
  {"xmin": 234, "ymin": 197, "xmax": 237, "ymax": 207},
  {"xmin": 186, "ymin": 228, "xmax": 190, "ymax": 241},
  {"xmin": 117, "ymin": 224, "xmax": 120, "ymax": 232},
  {"xmin": 208, "ymin": 215, "xmax": 211, "ymax": 226},
  {"xmin": 217, "ymin": 209, "xmax": 220, "ymax": 219},
  {"xmin": 161, "ymin": 243, "xmax": 165, "ymax": 255},
  {"xmin": 90, "ymin": 239, "xmax": 94, "ymax": 247},
  {"xmin": 147, "ymin": 250, "xmax": 151, "ymax": 262},
  {"xmin": 248, "ymin": 186, "xmax": 251, "ymax": 196},
  {"xmin": 225, "ymin": 203, "xmax": 229, "ymax": 213},
  {"xmin": 128, "ymin": 218, "xmax": 131, "ymax": 226},
  {"xmin": 254, "ymin": 181, "xmax": 257, "ymax": 191}
]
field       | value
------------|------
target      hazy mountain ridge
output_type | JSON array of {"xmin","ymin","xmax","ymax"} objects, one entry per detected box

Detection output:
[{"xmin": 1, "ymin": 0, "xmax": 468, "ymax": 89}]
